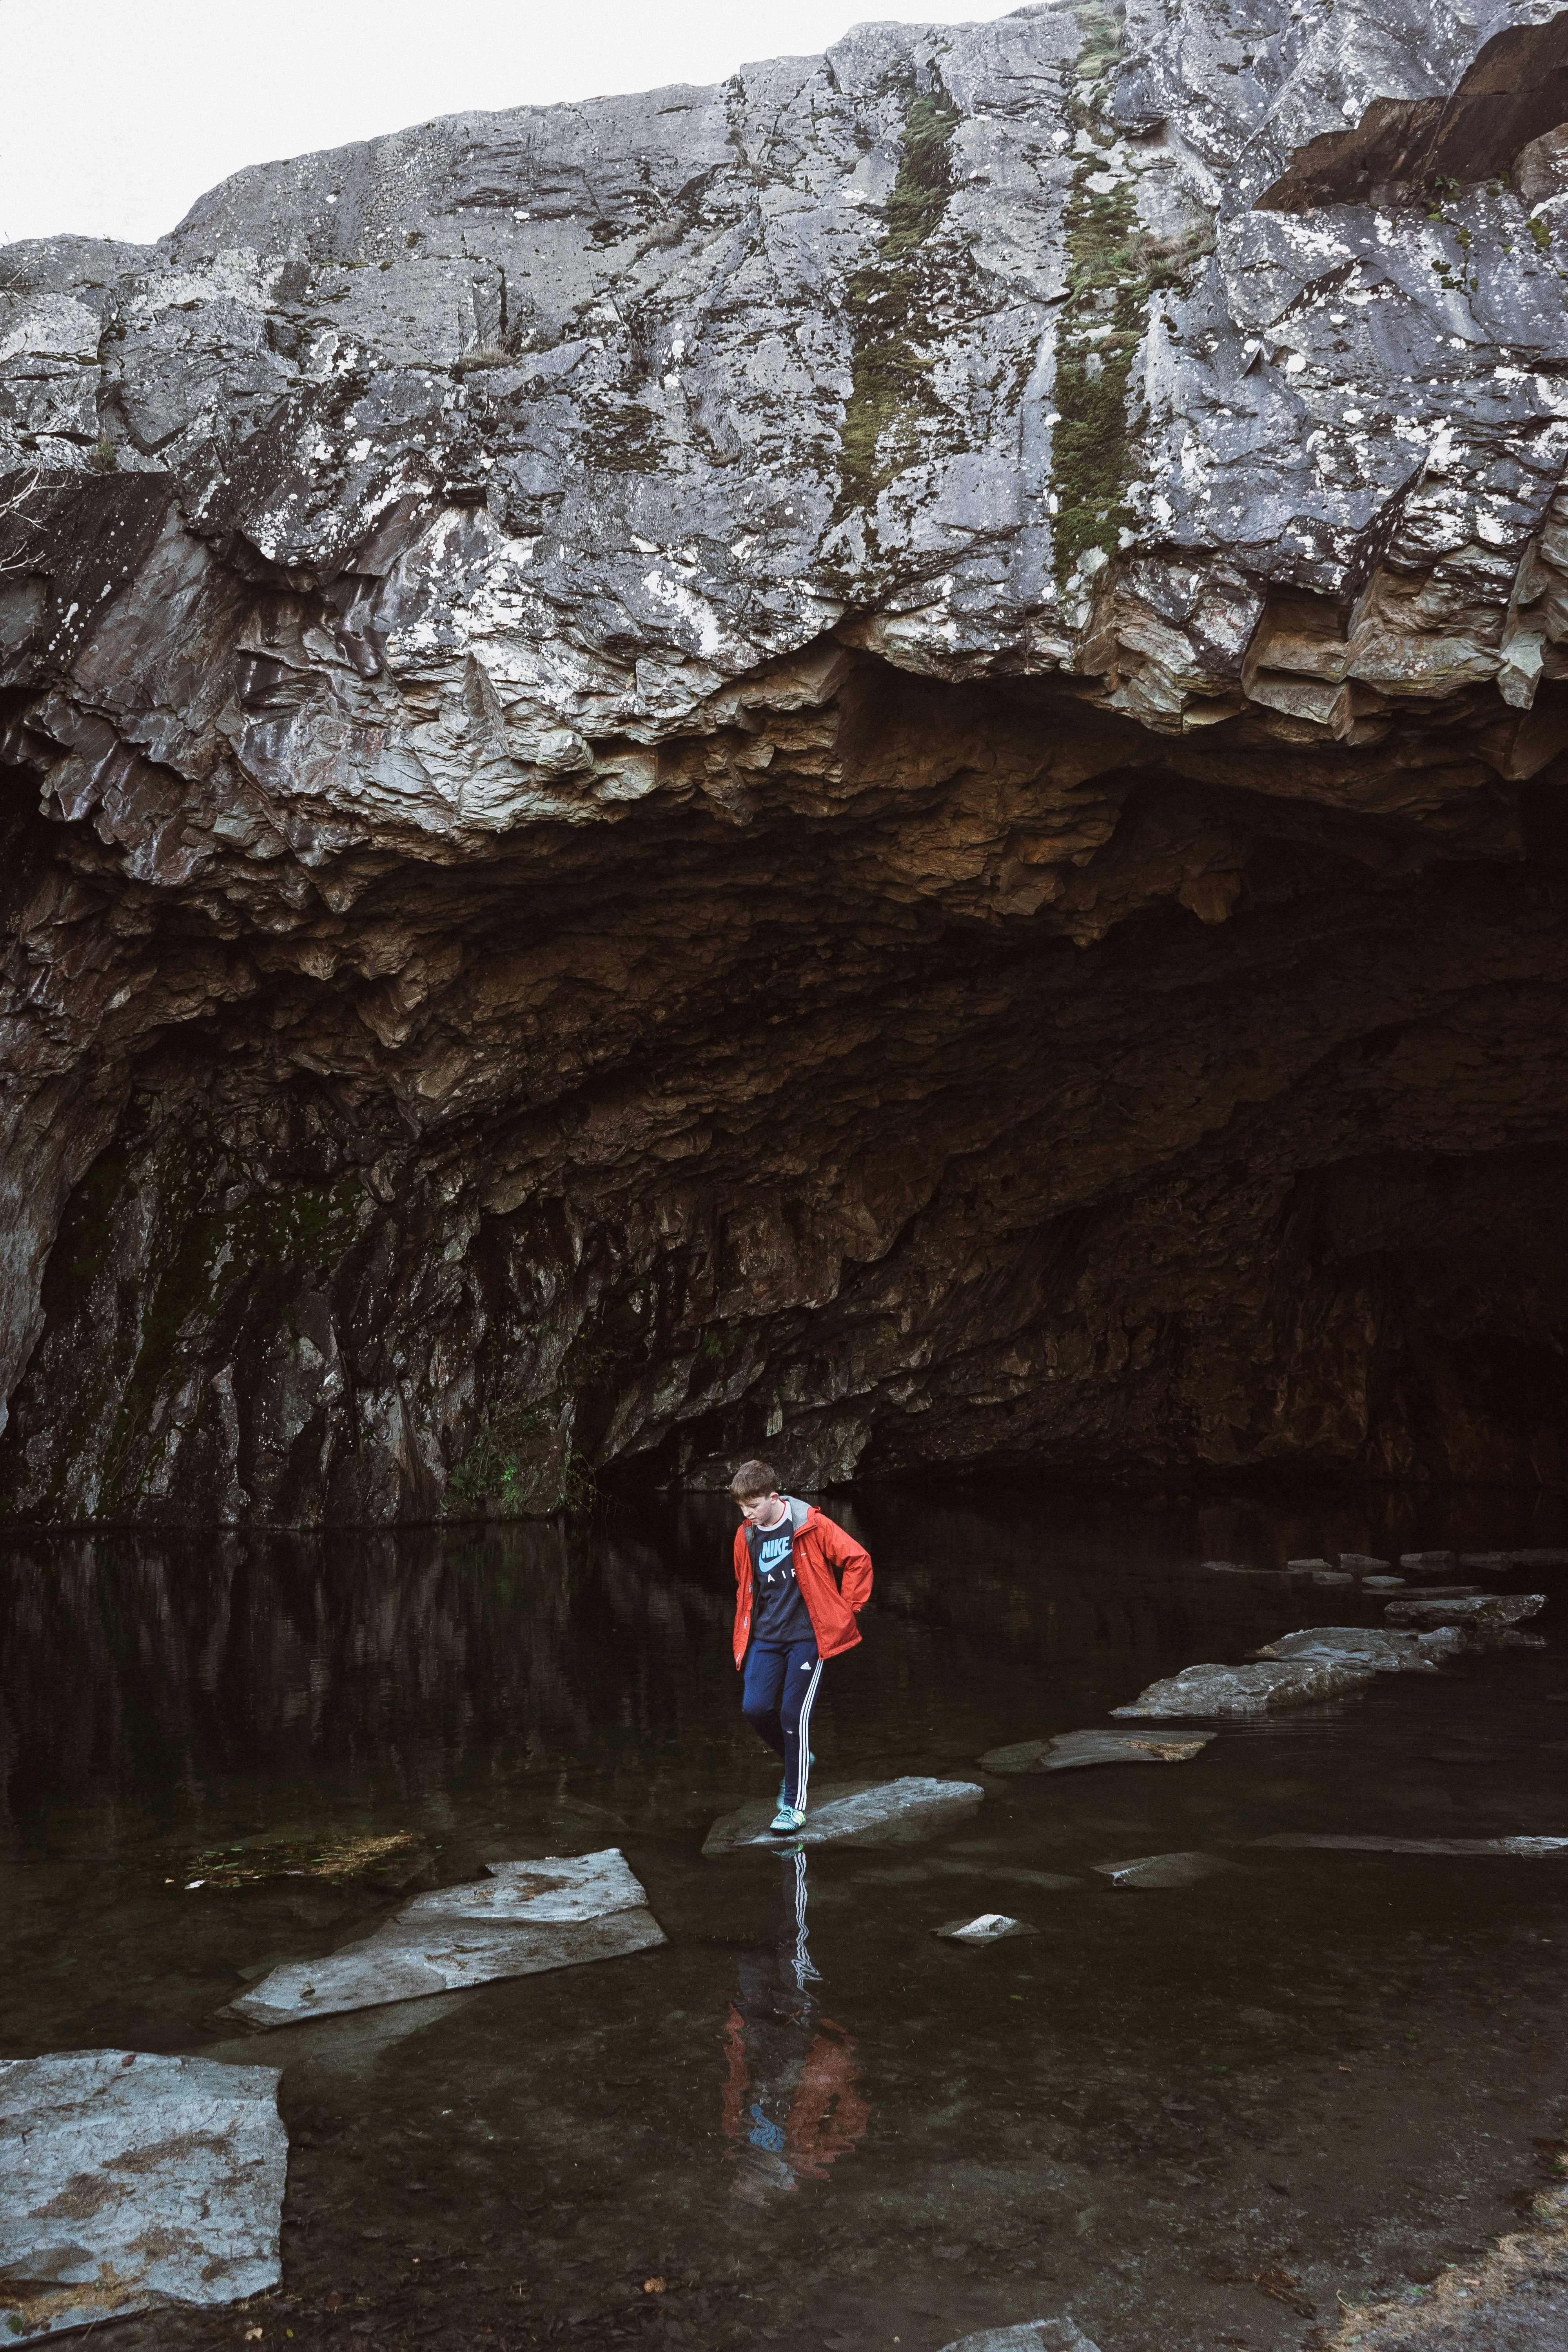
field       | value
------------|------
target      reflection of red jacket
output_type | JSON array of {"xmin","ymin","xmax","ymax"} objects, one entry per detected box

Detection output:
[
  {"xmin": 721, "ymin": 2006, "xmax": 870, "ymax": 2180},
  {"xmin": 732, "ymin": 1505, "xmax": 873, "ymax": 1667}
]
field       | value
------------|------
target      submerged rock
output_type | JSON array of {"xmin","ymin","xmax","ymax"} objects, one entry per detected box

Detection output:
[
  {"xmin": 980, "ymin": 1730, "xmax": 1215, "ymax": 1773},
  {"xmin": 228, "ymin": 1847, "xmax": 664, "ymax": 2027},
  {"xmin": 940, "ymin": 2323, "xmax": 1102, "ymax": 2352},
  {"xmin": 1093, "ymin": 1852, "xmax": 1239, "ymax": 1891},
  {"xmin": 934, "ymin": 1913, "xmax": 1038, "ymax": 1943},
  {"xmin": 181, "ymin": 1828, "xmax": 429, "ymax": 1892},
  {"xmin": 1111, "ymin": 1656, "xmax": 1372, "ymax": 1717},
  {"xmin": 1254, "ymin": 1835, "xmax": 1568, "ymax": 1856},
  {"xmin": 1401, "ymin": 1552, "xmax": 1459, "ymax": 1573},
  {"xmin": 0, "ymin": 2051, "xmax": 285, "ymax": 2345},
  {"xmin": 704, "ymin": 1779, "xmax": 985, "ymax": 1857}
]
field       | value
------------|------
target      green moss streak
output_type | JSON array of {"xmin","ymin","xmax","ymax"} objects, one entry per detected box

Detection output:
[
  {"xmin": 1050, "ymin": 5, "xmax": 1214, "ymax": 588},
  {"xmin": 836, "ymin": 90, "xmax": 963, "ymax": 513}
]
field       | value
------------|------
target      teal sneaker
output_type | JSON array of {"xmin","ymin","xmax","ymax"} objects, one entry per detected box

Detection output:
[
  {"xmin": 779, "ymin": 1753, "xmax": 815, "ymax": 1803},
  {"xmin": 768, "ymin": 1806, "xmax": 806, "ymax": 1834}
]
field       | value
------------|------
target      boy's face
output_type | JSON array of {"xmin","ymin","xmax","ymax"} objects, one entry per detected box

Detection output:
[{"xmin": 736, "ymin": 1489, "xmax": 782, "ymax": 1522}]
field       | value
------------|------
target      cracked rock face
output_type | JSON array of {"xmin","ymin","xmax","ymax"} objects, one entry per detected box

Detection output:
[{"xmin": 2, "ymin": 0, "xmax": 1568, "ymax": 1522}]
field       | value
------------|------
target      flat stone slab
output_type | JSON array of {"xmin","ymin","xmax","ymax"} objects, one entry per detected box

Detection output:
[
  {"xmin": 980, "ymin": 1730, "xmax": 1215, "ymax": 1773},
  {"xmin": 1385, "ymin": 1591, "xmax": 1545, "ymax": 1629},
  {"xmin": 1253, "ymin": 1835, "xmax": 1568, "ymax": 1857},
  {"xmin": 934, "ymin": 1913, "xmax": 1038, "ymax": 1943},
  {"xmin": 702, "ymin": 1777, "xmax": 984, "ymax": 1856},
  {"xmin": 1401, "ymin": 1551, "xmax": 1458, "ymax": 1572},
  {"xmin": 0, "ymin": 2051, "xmax": 285, "ymax": 2345},
  {"xmin": 1093, "ymin": 1851, "xmax": 1239, "ymax": 1891},
  {"xmin": 1339, "ymin": 1553, "xmax": 1391, "ymax": 1570},
  {"xmin": 1253, "ymin": 1626, "xmax": 1464, "ymax": 1675},
  {"xmin": 940, "ymin": 2321, "xmax": 1102, "ymax": 2352},
  {"xmin": 1362, "ymin": 1575, "xmax": 1406, "ymax": 1589},
  {"xmin": 228, "ymin": 1847, "xmax": 663, "ymax": 2028},
  {"xmin": 1112, "ymin": 1655, "xmax": 1373, "ymax": 1717}
]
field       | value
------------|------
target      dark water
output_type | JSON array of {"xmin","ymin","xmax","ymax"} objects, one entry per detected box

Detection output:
[{"xmin": 4, "ymin": 1489, "xmax": 1568, "ymax": 2352}]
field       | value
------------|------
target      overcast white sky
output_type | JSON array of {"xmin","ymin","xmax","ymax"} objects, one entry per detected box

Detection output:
[{"xmin": 1, "ymin": 0, "xmax": 1025, "ymax": 250}]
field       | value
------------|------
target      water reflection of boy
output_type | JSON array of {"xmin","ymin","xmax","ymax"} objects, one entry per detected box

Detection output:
[
  {"xmin": 729, "ymin": 1457, "xmax": 875, "ymax": 1833},
  {"xmin": 720, "ymin": 1851, "xmax": 869, "ymax": 2202}
]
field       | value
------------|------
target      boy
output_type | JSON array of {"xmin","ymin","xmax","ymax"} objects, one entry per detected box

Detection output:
[{"xmin": 729, "ymin": 1459, "xmax": 874, "ymax": 1833}]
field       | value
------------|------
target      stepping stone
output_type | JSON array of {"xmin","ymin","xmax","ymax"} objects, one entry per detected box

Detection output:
[
  {"xmin": 934, "ymin": 1913, "xmax": 1038, "ymax": 1942},
  {"xmin": 1401, "ymin": 1551, "xmax": 1457, "ymax": 1572},
  {"xmin": 1312, "ymin": 1569, "xmax": 1355, "ymax": 1584},
  {"xmin": 1508, "ymin": 1549, "xmax": 1568, "ymax": 1567},
  {"xmin": 1252, "ymin": 1626, "xmax": 1463, "ymax": 1675},
  {"xmin": 1093, "ymin": 1851, "xmax": 1239, "ymax": 1890},
  {"xmin": 0, "ymin": 2051, "xmax": 285, "ymax": 2346},
  {"xmin": 1459, "ymin": 1552, "xmax": 1514, "ymax": 1572},
  {"xmin": 1338, "ymin": 1553, "xmax": 1390, "ymax": 1571},
  {"xmin": 940, "ymin": 2323, "xmax": 1102, "ymax": 2352},
  {"xmin": 1285, "ymin": 1557, "xmax": 1331, "ymax": 1571},
  {"xmin": 1385, "ymin": 1591, "xmax": 1545, "ymax": 1631},
  {"xmin": 702, "ymin": 1777, "xmax": 984, "ymax": 1856},
  {"xmin": 1363, "ymin": 1575, "xmax": 1405, "ymax": 1589},
  {"xmin": 1112, "ymin": 1655, "xmax": 1374, "ymax": 1717},
  {"xmin": 980, "ymin": 1730, "xmax": 1215, "ymax": 1773},
  {"xmin": 1252, "ymin": 1835, "xmax": 1568, "ymax": 1857},
  {"xmin": 1201, "ymin": 1559, "xmax": 1262, "ymax": 1574},
  {"xmin": 227, "ymin": 1848, "xmax": 663, "ymax": 2028}
]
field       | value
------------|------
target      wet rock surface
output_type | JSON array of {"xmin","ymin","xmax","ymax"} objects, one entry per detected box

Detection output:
[
  {"xmin": 227, "ymin": 1847, "xmax": 664, "ymax": 2026},
  {"xmin": 980, "ymin": 1729, "xmax": 1215, "ymax": 1772},
  {"xmin": 2, "ymin": 5, "xmax": 1568, "ymax": 1516},
  {"xmin": 1092, "ymin": 1850, "xmax": 1239, "ymax": 1890},
  {"xmin": 934, "ymin": 1912, "xmax": 1039, "ymax": 1942},
  {"xmin": 1387, "ymin": 1592, "xmax": 1547, "ymax": 1630},
  {"xmin": 702, "ymin": 1776, "xmax": 985, "ymax": 1855},
  {"xmin": 1253, "ymin": 1835, "xmax": 1568, "ymax": 1856},
  {"xmin": 0, "ymin": 2050, "xmax": 285, "ymax": 2343},
  {"xmin": 1112, "ymin": 1655, "xmax": 1377, "ymax": 1716},
  {"xmin": 1254, "ymin": 1626, "xmax": 1464, "ymax": 1673}
]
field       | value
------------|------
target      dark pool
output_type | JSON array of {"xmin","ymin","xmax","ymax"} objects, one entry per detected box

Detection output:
[{"xmin": 4, "ymin": 1487, "xmax": 1568, "ymax": 2352}]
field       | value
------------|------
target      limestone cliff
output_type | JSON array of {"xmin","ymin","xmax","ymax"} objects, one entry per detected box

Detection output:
[{"xmin": 2, "ymin": 0, "xmax": 1567, "ymax": 1521}]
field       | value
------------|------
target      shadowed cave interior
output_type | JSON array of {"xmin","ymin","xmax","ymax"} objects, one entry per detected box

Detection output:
[{"xmin": 3, "ymin": 649, "xmax": 1567, "ymax": 1525}]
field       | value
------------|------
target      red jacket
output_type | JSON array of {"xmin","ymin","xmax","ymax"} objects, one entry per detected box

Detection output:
[{"xmin": 732, "ymin": 1502, "xmax": 873, "ymax": 1666}]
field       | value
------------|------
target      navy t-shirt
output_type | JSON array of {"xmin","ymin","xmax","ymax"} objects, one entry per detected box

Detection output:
[{"xmin": 748, "ymin": 1509, "xmax": 815, "ymax": 1646}]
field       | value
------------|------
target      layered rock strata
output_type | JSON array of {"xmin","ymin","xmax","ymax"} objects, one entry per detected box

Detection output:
[{"xmin": 2, "ymin": 0, "xmax": 1568, "ymax": 1520}]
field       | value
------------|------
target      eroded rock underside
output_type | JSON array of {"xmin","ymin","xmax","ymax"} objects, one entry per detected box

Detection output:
[{"xmin": 3, "ymin": 0, "xmax": 1568, "ymax": 1523}]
